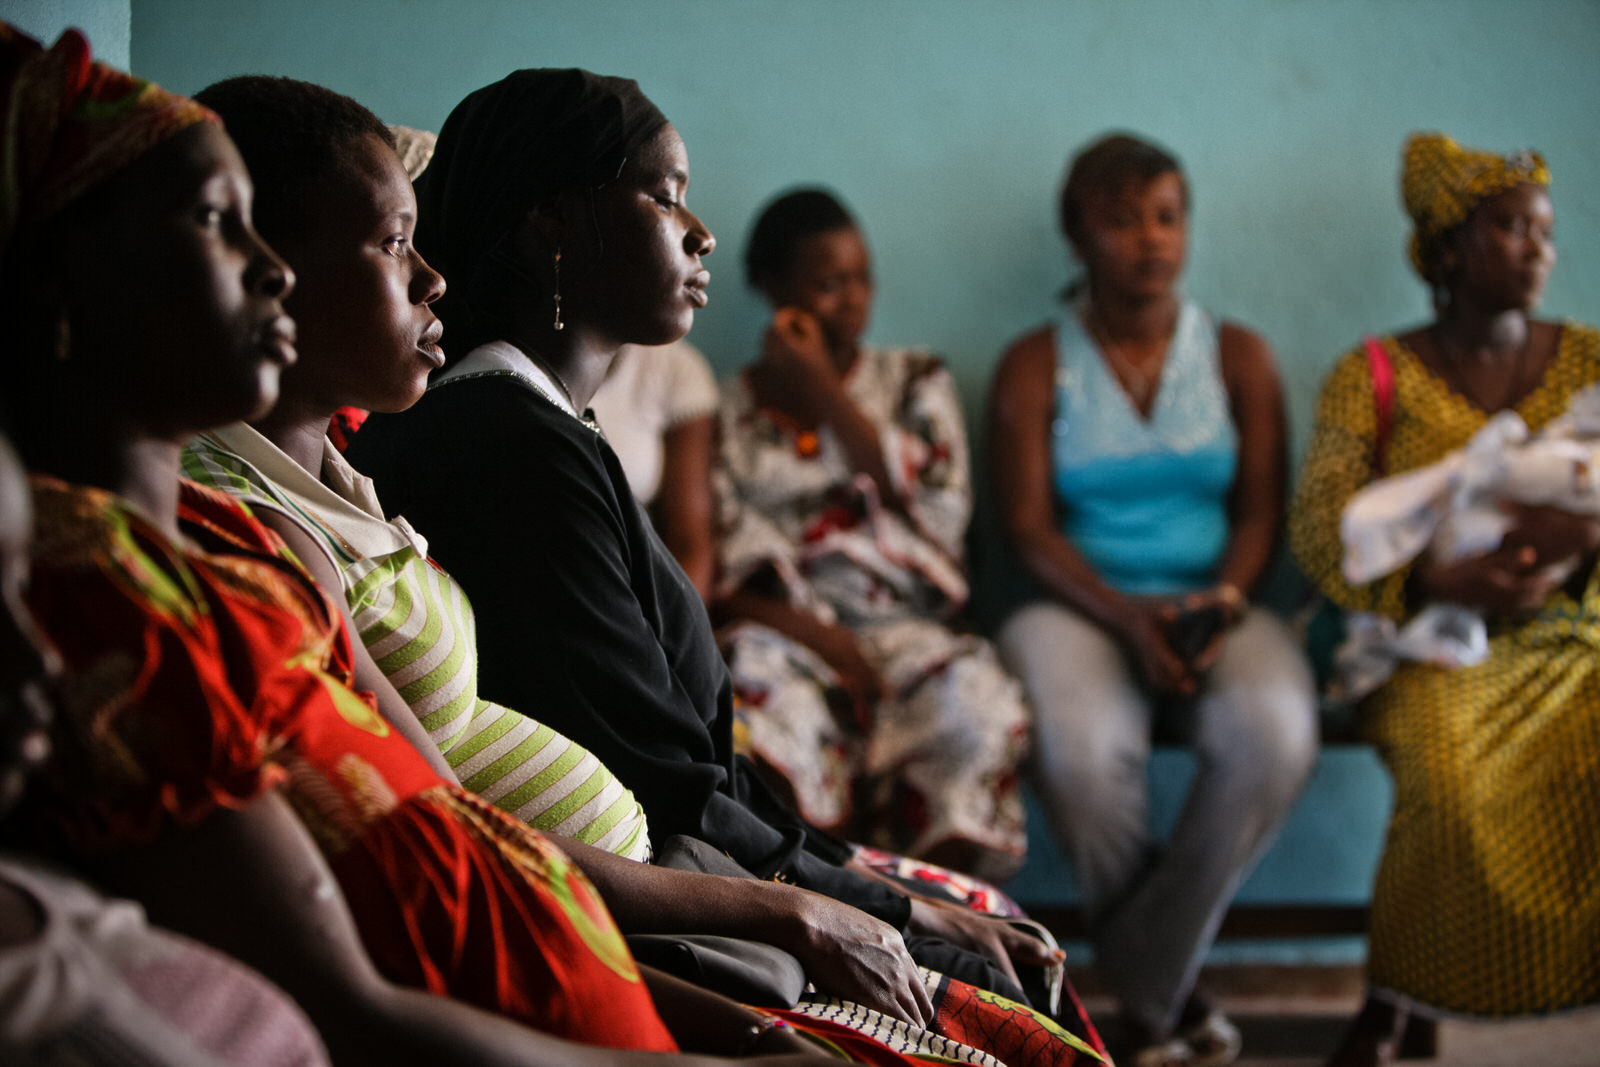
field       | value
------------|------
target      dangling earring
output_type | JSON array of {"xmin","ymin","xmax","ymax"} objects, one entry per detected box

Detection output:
[
  {"xmin": 552, "ymin": 248, "xmax": 564, "ymax": 331},
  {"xmin": 54, "ymin": 307, "xmax": 72, "ymax": 362}
]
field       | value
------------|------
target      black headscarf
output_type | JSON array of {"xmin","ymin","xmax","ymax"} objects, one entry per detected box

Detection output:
[{"xmin": 415, "ymin": 68, "xmax": 668, "ymax": 359}]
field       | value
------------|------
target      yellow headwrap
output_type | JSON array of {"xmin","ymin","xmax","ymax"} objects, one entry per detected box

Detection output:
[{"xmin": 1401, "ymin": 131, "xmax": 1549, "ymax": 278}]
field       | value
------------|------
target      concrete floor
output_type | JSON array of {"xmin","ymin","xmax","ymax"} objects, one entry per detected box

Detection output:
[{"xmin": 1077, "ymin": 966, "xmax": 1600, "ymax": 1067}]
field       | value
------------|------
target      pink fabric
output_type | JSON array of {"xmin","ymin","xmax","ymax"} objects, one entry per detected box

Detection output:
[{"xmin": 1364, "ymin": 335, "xmax": 1396, "ymax": 477}]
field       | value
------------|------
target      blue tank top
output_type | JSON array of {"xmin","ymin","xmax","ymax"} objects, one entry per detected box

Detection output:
[{"xmin": 1051, "ymin": 300, "xmax": 1238, "ymax": 596}]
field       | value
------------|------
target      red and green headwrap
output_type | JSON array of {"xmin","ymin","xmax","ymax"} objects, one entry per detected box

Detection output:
[{"xmin": 0, "ymin": 21, "xmax": 216, "ymax": 261}]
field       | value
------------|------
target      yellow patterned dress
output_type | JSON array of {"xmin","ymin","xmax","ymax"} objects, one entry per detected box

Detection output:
[{"xmin": 1289, "ymin": 323, "xmax": 1600, "ymax": 1017}]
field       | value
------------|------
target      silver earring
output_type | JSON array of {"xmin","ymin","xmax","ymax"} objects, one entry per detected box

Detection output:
[
  {"xmin": 54, "ymin": 308, "xmax": 71, "ymax": 362},
  {"xmin": 552, "ymin": 248, "xmax": 564, "ymax": 331}
]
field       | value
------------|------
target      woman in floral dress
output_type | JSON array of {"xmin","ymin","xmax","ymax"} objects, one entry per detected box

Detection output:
[{"xmin": 716, "ymin": 188, "xmax": 1029, "ymax": 883}]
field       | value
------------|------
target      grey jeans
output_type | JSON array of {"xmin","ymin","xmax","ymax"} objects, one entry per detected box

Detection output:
[{"xmin": 998, "ymin": 602, "xmax": 1318, "ymax": 1034}]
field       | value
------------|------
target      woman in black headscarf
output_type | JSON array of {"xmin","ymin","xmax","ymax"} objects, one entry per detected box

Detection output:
[
  {"xmin": 0, "ymin": 33, "xmax": 829, "ymax": 1065},
  {"xmin": 408, "ymin": 68, "xmax": 689, "ymax": 366},
  {"xmin": 347, "ymin": 69, "xmax": 1086, "ymax": 1050}
]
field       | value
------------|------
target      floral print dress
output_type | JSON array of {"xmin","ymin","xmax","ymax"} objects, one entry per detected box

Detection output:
[{"xmin": 716, "ymin": 346, "xmax": 1030, "ymax": 881}]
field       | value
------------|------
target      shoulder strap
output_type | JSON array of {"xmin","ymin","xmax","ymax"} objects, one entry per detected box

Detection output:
[{"xmin": 1362, "ymin": 336, "xmax": 1395, "ymax": 477}]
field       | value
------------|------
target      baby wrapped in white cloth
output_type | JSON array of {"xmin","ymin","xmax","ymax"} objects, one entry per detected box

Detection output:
[{"xmin": 1333, "ymin": 385, "xmax": 1600, "ymax": 698}]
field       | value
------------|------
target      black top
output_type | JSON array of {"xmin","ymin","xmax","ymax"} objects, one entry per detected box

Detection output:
[{"xmin": 349, "ymin": 371, "xmax": 910, "ymax": 928}]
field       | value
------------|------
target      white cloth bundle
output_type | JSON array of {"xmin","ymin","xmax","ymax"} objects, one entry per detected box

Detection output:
[{"xmin": 1332, "ymin": 384, "xmax": 1600, "ymax": 698}]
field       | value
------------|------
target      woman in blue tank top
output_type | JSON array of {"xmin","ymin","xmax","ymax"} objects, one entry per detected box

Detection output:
[{"xmin": 987, "ymin": 134, "xmax": 1318, "ymax": 1067}]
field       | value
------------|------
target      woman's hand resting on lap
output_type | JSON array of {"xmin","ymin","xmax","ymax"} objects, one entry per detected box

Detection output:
[
  {"xmin": 787, "ymin": 891, "xmax": 934, "ymax": 1028},
  {"xmin": 906, "ymin": 897, "xmax": 1063, "ymax": 992},
  {"xmin": 1119, "ymin": 602, "xmax": 1196, "ymax": 696}
]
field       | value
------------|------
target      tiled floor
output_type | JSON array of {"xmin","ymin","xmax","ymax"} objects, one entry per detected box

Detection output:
[{"xmin": 1077, "ymin": 966, "xmax": 1600, "ymax": 1067}]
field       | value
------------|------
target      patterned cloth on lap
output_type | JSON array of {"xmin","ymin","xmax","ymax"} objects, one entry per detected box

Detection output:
[{"xmin": 790, "ymin": 967, "xmax": 1105, "ymax": 1066}]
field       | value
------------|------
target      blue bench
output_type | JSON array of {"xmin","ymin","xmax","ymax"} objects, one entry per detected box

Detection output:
[{"xmin": 1004, "ymin": 740, "xmax": 1393, "ymax": 965}]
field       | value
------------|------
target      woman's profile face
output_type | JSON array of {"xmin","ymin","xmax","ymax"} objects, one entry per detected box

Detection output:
[
  {"xmin": 1072, "ymin": 170, "xmax": 1187, "ymax": 301},
  {"xmin": 1448, "ymin": 182, "xmax": 1555, "ymax": 313},
  {"xmin": 52, "ymin": 122, "xmax": 297, "ymax": 437},
  {"xmin": 569, "ymin": 124, "xmax": 715, "ymax": 348},
  {"xmin": 764, "ymin": 226, "xmax": 873, "ymax": 353},
  {"xmin": 274, "ymin": 132, "xmax": 445, "ymax": 416}
]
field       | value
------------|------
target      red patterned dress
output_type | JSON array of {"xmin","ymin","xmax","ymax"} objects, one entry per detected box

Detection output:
[
  {"xmin": 22, "ymin": 478, "xmax": 676, "ymax": 1052},
  {"xmin": 23, "ymin": 479, "xmax": 1105, "ymax": 1066}
]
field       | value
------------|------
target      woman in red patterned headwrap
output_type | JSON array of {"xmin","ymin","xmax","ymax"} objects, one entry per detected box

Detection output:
[{"xmin": 0, "ymin": 22, "xmax": 855, "ymax": 1065}]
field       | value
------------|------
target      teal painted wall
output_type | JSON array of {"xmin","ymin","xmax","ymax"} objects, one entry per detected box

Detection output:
[
  {"xmin": 2, "ymin": 0, "xmax": 129, "ymax": 67},
  {"xmin": 130, "ymin": 0, "xmax": 1600, "ymax": 460},
  {"xmin": 122, "ymin": 0, "xmax": 1599, "ymax": 944}
]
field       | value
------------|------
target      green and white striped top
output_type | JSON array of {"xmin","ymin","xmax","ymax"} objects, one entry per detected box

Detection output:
[{"xmin": 184, "ymin": 424, "xmax": 651, "ymax": 861}]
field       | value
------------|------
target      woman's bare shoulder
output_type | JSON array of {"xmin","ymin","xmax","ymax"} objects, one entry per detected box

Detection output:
[{"xmin": 994, "ymin": 323, "xmax": 1056, "ymax": 381}]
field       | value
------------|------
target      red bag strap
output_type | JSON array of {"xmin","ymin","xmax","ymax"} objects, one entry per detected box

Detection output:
[{"xmin": 1362, "ymin": 336, "xmax": 1395, "ymax": 478}]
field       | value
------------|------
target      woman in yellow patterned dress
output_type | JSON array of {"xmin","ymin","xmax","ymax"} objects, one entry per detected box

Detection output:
[{"xmin": 1289, "ymin": 132, "xmax": 1600, "ymax": 1065}]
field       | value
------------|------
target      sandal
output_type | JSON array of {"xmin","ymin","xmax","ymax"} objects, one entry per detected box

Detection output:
[{"xmin": 1178, "ymin": 1010, "xmax": 1242, "ymax": 1067}]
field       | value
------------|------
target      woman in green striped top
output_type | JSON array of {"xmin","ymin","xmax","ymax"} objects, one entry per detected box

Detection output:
[
  {"xmin": 181, "ymin": 76, "xmax": 650, "ymax": 863},
  {"xmin": 181, "ymin": 73, "xmax": 943, "ymax": 1032},
  {"xmin": 184, "ymin": 424, "xmax": 652, "ymax": 861}
]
